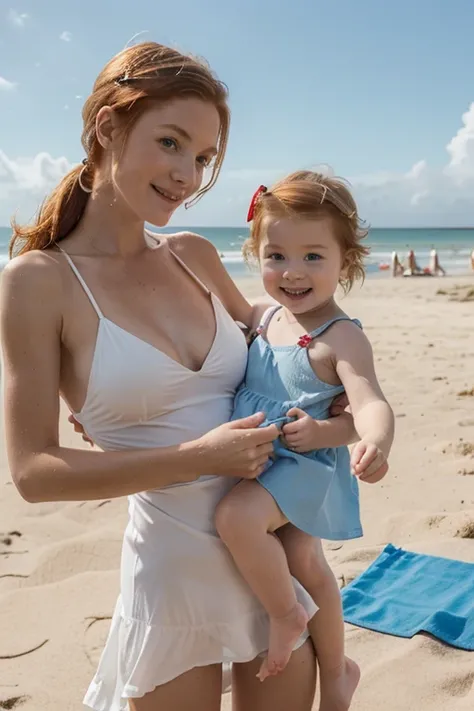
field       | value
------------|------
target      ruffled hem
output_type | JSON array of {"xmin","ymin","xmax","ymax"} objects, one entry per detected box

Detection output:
[{"xmin": 83, "ymin": 589, "xmax": 317, "ymax": 710}]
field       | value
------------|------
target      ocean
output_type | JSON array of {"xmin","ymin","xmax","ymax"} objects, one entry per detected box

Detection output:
[{"xmin": 1, "ymin": 225, "xmax": 473, "ymax": 279}]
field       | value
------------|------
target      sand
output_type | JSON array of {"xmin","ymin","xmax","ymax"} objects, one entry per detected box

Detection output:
[{"xmin": 1, "ymin": 274, "xmax": 474, "ymax": 710}]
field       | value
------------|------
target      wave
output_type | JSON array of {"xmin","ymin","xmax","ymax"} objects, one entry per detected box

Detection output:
[
  {"xmin": 219, "ymin": 250, "xmax": 246, "ymax": 263},
  {"xmin": 368, "ymin": 248, "xmax": 472, "ymax": 260},
  {"xmin": 0, "ymin": 244, "xmax": 471, "ymax": 275},
  {"xmin": 219, "ymin": 248, "xmax": 472, "ymax": 265}
]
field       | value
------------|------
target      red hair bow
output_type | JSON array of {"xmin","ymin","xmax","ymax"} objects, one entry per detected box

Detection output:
[{"xmin": 246, "ymin": 185, "xmax": 267, "ymax": 222}]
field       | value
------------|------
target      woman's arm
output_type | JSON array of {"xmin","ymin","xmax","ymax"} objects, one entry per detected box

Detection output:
[{"xmin": 0, "ymin": 255, "xmax": 278, "ymax": 503}]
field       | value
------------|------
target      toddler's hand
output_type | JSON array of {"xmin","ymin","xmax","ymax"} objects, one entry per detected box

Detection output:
[
  {"xmin": 282, "ymin": 408, "xmax": 319, "ymax": 453},
  {"xmin": 350, "ymin": 440, "xmax": 388, "ymax": 483}
]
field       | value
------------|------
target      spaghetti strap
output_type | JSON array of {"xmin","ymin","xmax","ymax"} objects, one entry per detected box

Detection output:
[
  {"xmin": 144, "ymin": 229, "xmax": 210, "ymax": 295},
  {"xmin": 257, "ymin": 305, "xmax": 281, "ymax": 334},
  {"xmin": 169, "ymin": 249, "xmax": 210, "ymax": 295},
  {"xmin": 298, "ymin": 316, "xmax": 362, "ymax": 346},
  {"xmin": 58, "ymin": 248, "xmax": 104, "ymax": 319},
  {"xmin": 307, "ymin": 316, "xmax": 362, "ymax": 340}
]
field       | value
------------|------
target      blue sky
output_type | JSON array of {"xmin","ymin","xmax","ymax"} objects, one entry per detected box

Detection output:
[{"xmin": 1, "ymin": 0, "xmax": 474, "ymax": 226}]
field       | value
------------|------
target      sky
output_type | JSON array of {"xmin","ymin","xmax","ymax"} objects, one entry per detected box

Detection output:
[{"xmin": 1, "ymin": 0, "xmax": 474, "ymax": 227}]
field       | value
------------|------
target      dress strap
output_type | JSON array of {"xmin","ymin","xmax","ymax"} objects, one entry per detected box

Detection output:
[
  {"xmin": 257, "ymin": 305, "xmax": 282, "ymax": 335},
  {"xmin": 297, "ymin": 316, "xmax": 362, "ymax": 347},
  {"xmin": 58, "ymin": 248, "xmax": 104, "ymax": 319},
  {"xmin": 169, "ymin": 249, "xmax": 211, "ymax": 295},
  {"xmin": 144, "ymin": 229, "xmax": 211, "ymax": 295}
]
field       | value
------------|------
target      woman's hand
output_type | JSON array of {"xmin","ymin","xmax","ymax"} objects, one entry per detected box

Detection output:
[
  {"xmin": 69, "ymin": 409, "xmax": 278, "ymax": 479},
  {"xmin": 195, "ymin": 413, "xmax": 279, "ymax": 479}
]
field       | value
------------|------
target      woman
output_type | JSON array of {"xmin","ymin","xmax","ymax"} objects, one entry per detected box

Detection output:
[
  {"xmin": 1, "ymin": 42, "xmax": 345, "ymax": 711},
  {"xmin": 428, "ymin": 247, "xmax": 446, "ymax": 276}
]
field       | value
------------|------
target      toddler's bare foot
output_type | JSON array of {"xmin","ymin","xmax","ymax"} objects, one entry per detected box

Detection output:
[
  {"xmin": 257, "ymin": 603, "xmax": 309, "ymax": 682},
  {"xmin": 319, "ymin": 656, "xmax": 360, "ymax": 711}
]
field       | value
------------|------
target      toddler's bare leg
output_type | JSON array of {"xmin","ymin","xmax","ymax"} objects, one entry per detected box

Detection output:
[
  {"xmin": 278, "ymin": 525, "xmax": 360, "ymax": 711},
  {"xmin": 215, "ymin": 480, "xmax": 309, "ymax": 681}
]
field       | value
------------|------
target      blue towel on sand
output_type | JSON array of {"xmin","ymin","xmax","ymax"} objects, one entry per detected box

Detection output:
[{"xmin": 341, "ymin": 543, "xmax": 474, "ymax": 650}]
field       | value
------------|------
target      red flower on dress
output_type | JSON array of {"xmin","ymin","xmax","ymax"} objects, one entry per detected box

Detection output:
[
  {"xmin": 246, "ymin": 185, "xmax": 267, "ymax": 222},
  {"xmin": 297, "ymin": 334, "xmax": 313, "ymax": 348}
]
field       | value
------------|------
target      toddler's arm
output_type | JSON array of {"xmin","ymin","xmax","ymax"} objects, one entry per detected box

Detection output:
[
  {"xmin": 332, "ymin": 323, "xmax": 394, "ymax": 482},
  {"xmin": 323, "ymin": 410, "xmax": 359, "ymax": 446}
]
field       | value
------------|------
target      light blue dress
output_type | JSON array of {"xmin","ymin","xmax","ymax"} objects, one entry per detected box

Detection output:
[{"xmin": 232, "ymin": 306, "xmax": 363, "ymax": 541}]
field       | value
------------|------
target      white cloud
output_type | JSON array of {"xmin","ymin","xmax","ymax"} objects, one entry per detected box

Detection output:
[
  {"xmin": 2, "ymin": 103, "xmax": 474, "ymax": 227},
  {"xmin": 444, "ymin": 103, "xmax": 474, "ymax": 181},
  {"xmin": 60, "ymin": 31, "xmax": 72, "ymax": 42},
  {"xmin": 345, "ymin": 102, "xmax": 474, "ymax": 226},
  {"xmin": 8, "ymin": 9, "xmax": 29, "ymax": 27},
  {"xmin": 0, "ymin": 150, "xmax": 71, "ymax": 191},
  {"xmin": 0, "ymin": 150, "xmax": 71, "ymax": 224},
  {"xmin": 201, "ymin": 103, "xmax": 474, "ymax": 228},
  {"xmin": 405, "ymin": 160, "xmax": 427, "ymax": 181},
  {"xmin": 410, "ymin": 190, "xmax": 429, "ymax": 207},
  {"xmin": 0, "ymin": 76, "xmax": 16, "ymax": 91}
]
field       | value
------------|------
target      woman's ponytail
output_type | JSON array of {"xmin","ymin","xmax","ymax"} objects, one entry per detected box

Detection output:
[{"xmin": 9, "ymin": 162, "xmax": 91, "ymax": 257}]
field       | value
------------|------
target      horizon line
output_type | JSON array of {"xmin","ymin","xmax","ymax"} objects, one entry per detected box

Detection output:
[{"xmin": 1, "ymin": 224, "xmax": 473, "ymax": 231}]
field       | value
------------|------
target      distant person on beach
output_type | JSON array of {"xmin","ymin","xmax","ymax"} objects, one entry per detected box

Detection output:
[
  {"xmin": 429, "ymin": 247, "xmax": 446, "ymax": 276},
  {"xmin": 405, "ymin": 248, "xmax": 422, "ymax": 275},
  {"xmin": 214, "ymin": 172, "xmax": 394, "ymax": 707},
  {"xmin": 470, "ymin": 248, "xmax": 474, "ymax": 271},
  {"xmin": 0, "ymin": 42, "xmax": 358, "ymax": 711},
  {"xmin": 391, "ymin": 250, "xmax": 404, "ymax": 276}
]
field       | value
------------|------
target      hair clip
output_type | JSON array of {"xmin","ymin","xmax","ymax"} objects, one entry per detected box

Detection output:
[
  {"xmin": 246, "ymin": 185, "xmax": 267, "ymax": 222},
  {"xmin": 115, "ymin": 73, "xmax": 130, "ymax": 86}
]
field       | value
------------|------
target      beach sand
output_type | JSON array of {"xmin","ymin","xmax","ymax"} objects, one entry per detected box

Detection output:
[{"xmin": 1, "ymin": 274, "xmax": 474, "ymax": 710}]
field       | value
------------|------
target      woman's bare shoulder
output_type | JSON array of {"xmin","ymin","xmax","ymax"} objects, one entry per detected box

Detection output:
[
  {"xmin": 1, "ymin": 249, "xmax": 63, "ymax": 308},
  {"xmin": 164, "ymin": 230, "xmax": 218, "ymax": 259},
  {"xmin": 3, "ymin": 248, "xmax": 62, "ymax": 277},
  {"xmin": 163, "ymin": 230, "xmax": 224, "ymax": 282}
]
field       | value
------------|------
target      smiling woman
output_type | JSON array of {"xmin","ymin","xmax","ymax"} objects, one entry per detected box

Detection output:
[
  {"xmin": 9, "ymin": 42, "xmax": 229, "ymax": 257},
  {"xmin": 103, "ymin": 97, "xmax": 222, "ymax": 227},
  {"xmin": 1, "ymin": 41, "xmax": 318, "ymax": 711}
]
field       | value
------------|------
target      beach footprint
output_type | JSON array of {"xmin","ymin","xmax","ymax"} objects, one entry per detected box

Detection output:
[
  {"xmin": 0, "ymin": 696, "xmax": 29, "ymax": 710},
  {"xmin": 440, "ymin": 671, "xmax": 474, "ymax": 698},
  {"xmin": 83, "ymin": 616, "xmax": 112, "ymax": 666}
]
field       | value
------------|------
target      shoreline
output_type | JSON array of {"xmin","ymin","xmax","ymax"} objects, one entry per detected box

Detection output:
[{"xmin": 236, "ymin": 271, "xmax": 474, "ymax": 302}]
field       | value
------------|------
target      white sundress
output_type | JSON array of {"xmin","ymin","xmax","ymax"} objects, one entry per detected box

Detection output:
[{"xmin": 59, "ymin": 240, "xmax": 317, "ymax": 711}]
